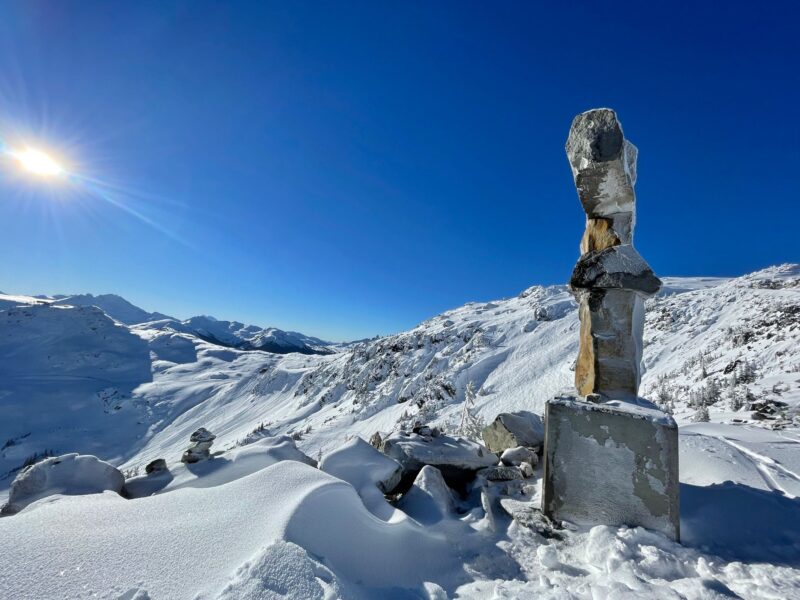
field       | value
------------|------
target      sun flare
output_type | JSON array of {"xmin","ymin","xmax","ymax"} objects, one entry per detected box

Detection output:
[{"xmin": 13, "ymin": 148, "xmax": 64, "ymax": 177}]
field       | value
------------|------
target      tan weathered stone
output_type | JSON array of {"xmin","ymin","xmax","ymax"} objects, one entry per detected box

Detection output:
[
  {"xmin": 580, "ymin": 218, "xmax": 620, "ymax": 254},
  {"xmin": 573, "ymin": 289, "xmax": 644, "ymax": 401},
  {"xmin": 574, "ymin": 297, "xmax": 597, "ymax": 395}
]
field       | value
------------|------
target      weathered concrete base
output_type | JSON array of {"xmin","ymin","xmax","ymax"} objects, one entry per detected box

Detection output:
[{"xmin": 542, "ymin": 396, "xmax": 680, "ymax": 541}]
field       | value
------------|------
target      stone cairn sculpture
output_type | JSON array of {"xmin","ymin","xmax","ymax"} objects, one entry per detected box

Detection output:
[
  {"xmin": 541, "ymin": 109, "xmax": 680, "ymax": 540},
  {"xmin": 181, "ymin": 427, "xmax": 216, "ymax": 463},
  {"xmin": 566, "ymin": 108, "xmax": 661, "ymax": 401}
]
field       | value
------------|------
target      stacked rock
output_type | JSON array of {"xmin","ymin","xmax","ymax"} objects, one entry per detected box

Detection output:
[
  {"xmin": 541, "ymin": 109, "xmax": 680, "ymax": 541},
  {"xmin": 565, "ymin": 108, "xmax": 661, "ymax": 402},
  {"xmin": 181, "ymin": 427, "xmax": 216, "ymax": 463}
]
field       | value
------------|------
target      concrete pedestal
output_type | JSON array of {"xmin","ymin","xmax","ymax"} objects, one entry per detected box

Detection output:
[{"xmin": 542, "ymin": 396, "xmax": 680, "ymax": 541}]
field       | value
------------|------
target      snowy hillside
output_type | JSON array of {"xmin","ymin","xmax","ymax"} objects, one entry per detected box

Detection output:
[
  {"xmin": 2, "ymin": 265, "xmax": 798, "ymax": 482},
  {"xmin": 1, "ymin": 264, "xmax": 799, "ymax": 598}
]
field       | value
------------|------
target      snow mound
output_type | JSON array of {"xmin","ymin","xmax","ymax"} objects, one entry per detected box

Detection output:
[
  {"xmin": 0, "ymin": 461, "xmax": 458, "ymax": 599},
  {"xmin": 216, "ymin": 540, "xmax": 339, "ymax": 600},
  {"xmin": 125, "ymin": 435, "xmax": 316, "ymax": 497},
  {"xmin": 1, "ymin": 453, "xmax": 123, "ymax": 516},
  {"xmin": 319, "ymin": 437, "xmax": 404, "ymax": 521}
]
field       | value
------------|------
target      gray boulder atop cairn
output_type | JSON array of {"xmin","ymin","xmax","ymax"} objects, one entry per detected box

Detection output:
[
  {"xmin": 181, "ymin": 427, "xmax": 216, "ymax": 464},
  {"xmin": 541, "ymin": 109, "xmax": 680, "ymax": 541}
]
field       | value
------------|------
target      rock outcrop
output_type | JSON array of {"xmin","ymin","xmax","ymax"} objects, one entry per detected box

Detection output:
[
  {"xmin": 181, "ymin": 427, "xmax": 216, "ymax": 463},
  {"xmin": 380, "ymin": 430, "xmax": 497, "ymax": 492},
  {"xmin": 1, "ymin": 453, "xmax": 124, "ymax": 516},
  {"xmin": 482, "ymin": 411, "xmax": 544, "ymax": 453},
  {"xmin": 565, "ymin": 108, "xmax": 661, "ymax": 401}
]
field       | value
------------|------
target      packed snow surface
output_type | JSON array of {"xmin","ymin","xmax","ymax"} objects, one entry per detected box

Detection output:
[{"xmin": 1, "ymin": 264, "xmax": 799, "ymax": 598}]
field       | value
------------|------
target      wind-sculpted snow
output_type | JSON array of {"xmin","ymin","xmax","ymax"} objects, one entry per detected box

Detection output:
[{"xmin": 0, "ymin": 461, "xmax": 461, "ymax": 599}]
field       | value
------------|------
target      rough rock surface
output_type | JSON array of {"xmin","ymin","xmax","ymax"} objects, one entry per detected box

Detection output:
[
  {"xmin": 481, "ymin": 465, "xmax": 524, "ymax": 482},
  {"xmin": 565, "ymin": 108, "xmax": 661, "ymax": 400},
  {"xmin": 574, "ymin": 288, "xmax": 646, "ymax": 400},
  {"xmin": 1, "ymin": 453, "xmax": 124, "ymax": 516},
  {"xmin": 571, "ymin": 245, "xmax": 661, "ymax": 295},
  {"xmin": 181, "ymin": 427, "xmax": 216, "ymax": 463},
  {"xmin": 565, "ymin": 107, "xmax": 638, "ymax": 232},
  {"xmin": 580, "ymin": 217, "xmax": 621, "ymax": 254},
  {"xmin": 482, "ymin": 411, "xmax": 544, "ymax": 453}
]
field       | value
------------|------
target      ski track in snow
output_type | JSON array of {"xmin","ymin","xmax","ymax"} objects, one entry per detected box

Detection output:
[{"xmin": 714, "ymin": 434, "xmax": 800, "ymax": 498}]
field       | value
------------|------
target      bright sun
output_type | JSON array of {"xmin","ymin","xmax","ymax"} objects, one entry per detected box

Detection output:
[{"xmin": 14, "ymin": 148, "xmax": 64, "ymax": 177}]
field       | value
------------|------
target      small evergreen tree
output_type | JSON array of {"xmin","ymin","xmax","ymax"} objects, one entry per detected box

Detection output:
[
  {"xmin": 457, "ymin": 382, "xmax": 485, "ymax": 441},
  {"xmin": 692, "ymin": 401, "xmax": 710, "ymax": 423}
]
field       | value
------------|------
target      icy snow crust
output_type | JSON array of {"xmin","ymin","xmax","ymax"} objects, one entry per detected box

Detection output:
[{"xmin": 2, "ymin": 264, "xmax": 800, "ymax": 597}]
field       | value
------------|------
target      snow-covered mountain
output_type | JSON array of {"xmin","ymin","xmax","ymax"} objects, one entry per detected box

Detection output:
[
  {"xmin": 151, "ymin": 315, "xmax": 334, "ymax": 355},
  {"xmin": 51, "ymin": 293, "xmax": 172, "ymax": 325},
  {"xmin": 1, "ymin": 264, "xmax": 797, "ymax": 483},
  {"xmin": 2, "ymin": 264, "xmax": 800, "ymax": 598}
]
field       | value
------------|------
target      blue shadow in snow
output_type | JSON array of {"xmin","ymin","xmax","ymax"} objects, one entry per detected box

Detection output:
[{"xmin": 681, "ymin": 482, "xmax": 800, "ymax": 566}]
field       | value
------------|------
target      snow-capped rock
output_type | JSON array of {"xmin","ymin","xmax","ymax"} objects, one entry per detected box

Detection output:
[
  {"xmin": 482, "ymin": 412, "xmax": 545, "ymax": 453},
  {"xmin": 500, "ymin": 446, "xmax": 538, "ymax": 467},
  {"xmin": 145, "ymin": 458, "xmax": 168, "ymax": 474},
  {"xmin": 1, "ymin": 453, "xmax": 124, "ymax": 516},
  {"xmin": 397, "ymin": 465, "xmax": 455, "ymax": 524}
]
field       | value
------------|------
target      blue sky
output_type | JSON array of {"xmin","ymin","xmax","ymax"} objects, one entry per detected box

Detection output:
[{"xmin": 0, "ymin": 1, "xmax": 797, "ymax": 341}]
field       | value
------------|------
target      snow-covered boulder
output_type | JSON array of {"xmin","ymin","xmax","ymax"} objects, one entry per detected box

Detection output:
[
  {"xmin": 182, "ymin": 427, "xmax": 216, "ymax": 463},
  {"xmin": 320, "ymin": 437, "xmax": 403, "ymax": 520},
  {"xmin": 482, "ymin": 411, "xmax": 544, "ymax": 453},
  {"xmin": 381, "ymin": 431, "xmax": 497, "ymax": 491},
  {"xmin": 1, "ymin": 453, "xmax": 124, "ymax": 516},
  {"xmin": 500, "ymin": 446, "xmax": 538, "ymax": 467},
  {"xmin": 397, "ymin": 465, "xmax": 455, "ymax": 525}
]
